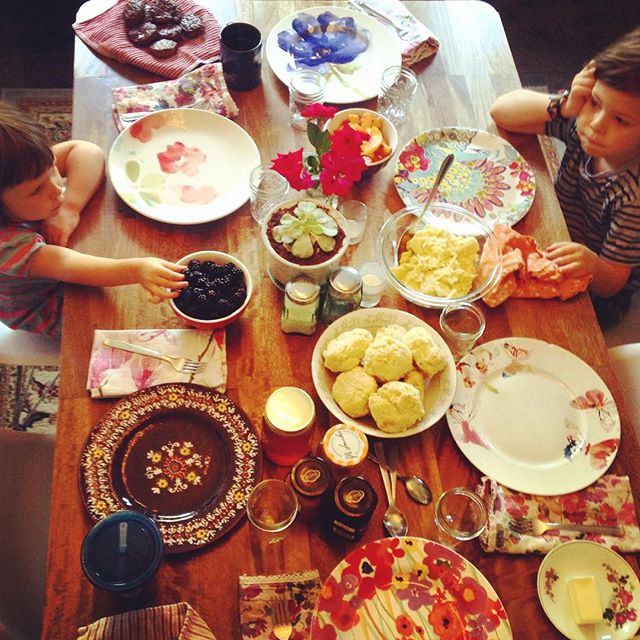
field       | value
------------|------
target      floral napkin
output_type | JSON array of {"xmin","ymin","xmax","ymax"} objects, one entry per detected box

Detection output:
[
  {"xmin": 348, "ymin": 0, "xmax": 440, "ymax": 66},
  {"xmin": 239, "ymin": 571, "xmax": 322, "ymax": 640},
  {"xmin": 76, "ymin": 602, "xmax": 216, "ymax": 640},
  {"xmin": 477, "ymin": 475, "xmax": 640, "ymax": 554},
  {"xmin": 73, "ymin": 0, "xmax": 220, "ymax": 79},
  {"xmin": 111, "ymin": 62, "xmax": 239, "ymax": 131},
  {"xmin": 87, "ymin": 329, "xmax": 226, "ymax": 398}
]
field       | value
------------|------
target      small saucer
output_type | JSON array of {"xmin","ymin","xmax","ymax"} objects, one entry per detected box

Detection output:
[{"xmin": 537, "ymin": 540, "xmax": 640, "ymax": 640}]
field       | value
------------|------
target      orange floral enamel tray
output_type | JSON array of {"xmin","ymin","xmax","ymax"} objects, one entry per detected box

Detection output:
[{"xmin": 80, "ymin": 383, "xmax": 262, "ymax": 553}]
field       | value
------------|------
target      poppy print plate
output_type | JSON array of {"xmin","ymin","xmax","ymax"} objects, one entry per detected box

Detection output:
[
  {"xmin": 108, "ymin": 109, "xmax": 260, "ymax": 224},
  {"xmin": 80, "ymin": 383, "xmax": 262, "ymax": 553},
  {"xmin": 265, "ymin": 6, "xmax": 402, "ymax": 104},
  {"xmin": 394, "ymin": 127, "xmax": 535, "ymax": 227},
  {"xmin": 537, "ymin": 540, "xmax": 640, "ymax": 639},
  {"xmin": 311, "ymin": 537, "xmax": 512, "ymax": 639},
  {"xmin": 447, "ymin": 338, "xmax": 620, "ymax": 495}
]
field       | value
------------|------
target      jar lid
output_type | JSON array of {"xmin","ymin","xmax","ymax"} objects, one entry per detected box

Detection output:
[
  {"xmin": 334, "ymin": 476, "xmax": 377, "ymax": 518},
  {"xmin": 291, "ymin": 456, "xmax": 332, "ymax": 497},
  {"xmin": 285, "ymin": 276, "xmax": 320, "ymax": 305},
  {"xmin": 322, "ymin": 424, "xmax": 368, "ymax": 468},
  {"xmin": 81, "ymin": 511, "xmax": 163, "ymax": 593},
  {"xmin": 328, "ymin": 267, "xmax": 362, "ymax": 298},
  {"xmin": 264, "ymin": 387, "xmax": 316, "ymax": 436}
]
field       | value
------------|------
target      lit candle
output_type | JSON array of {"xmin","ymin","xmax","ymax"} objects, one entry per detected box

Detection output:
[{"xmin": 359, "ymin": 262, "xmax": 386, "ymax": 308}]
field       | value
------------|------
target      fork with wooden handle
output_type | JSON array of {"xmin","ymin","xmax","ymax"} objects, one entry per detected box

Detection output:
[{"xmin": 509, "ymin": 516, "xmax": 624, "ymax": 537}]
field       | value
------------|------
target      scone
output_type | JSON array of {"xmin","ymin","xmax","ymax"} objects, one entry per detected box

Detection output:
[
  {"xmin": 369, "ymin": 381, "xmax": 424, "ymax": 433},
  {"xmin": 403, "ymin": 368, "xmax": 425, "ymax": 404},
  {"xmin": 403, "ymin": 326, "xmax": 447, "ymax": 376},
  {"xmin": 362, "ymin": 335, "xmax": 413, "ymax": 382},
  {"xmin": 374, "ymin": 324, "xmax": 407, "ymax": 342},
  {"xmin": 332, "ymin": 366, "xmax": 378, "ymax": 418},
  {"xmin": 323, "ymin": 328, "xmax": 373, "ymax": 373}
]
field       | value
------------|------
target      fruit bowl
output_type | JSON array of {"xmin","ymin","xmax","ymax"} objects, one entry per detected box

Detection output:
[
  {"xmin": 377, "ymin": 203, "xmax": 502, "ymax": 309},
  {"xmin": 169, "ymin": 250, "xmax": 252, "ymax": 330},
  {"xmin": 326, "ymin": 108, "xmax": 398, "ymax": 173}
]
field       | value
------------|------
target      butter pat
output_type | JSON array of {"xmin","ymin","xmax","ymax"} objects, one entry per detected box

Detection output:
[{"xmin": 567, "ymin": 575, "xmax": 602, "ymax": 625}]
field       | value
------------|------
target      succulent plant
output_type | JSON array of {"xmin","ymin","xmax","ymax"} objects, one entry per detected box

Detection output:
[{"xmin": 272, "ymin": 201, "xmax": 339, "ymax": 259}]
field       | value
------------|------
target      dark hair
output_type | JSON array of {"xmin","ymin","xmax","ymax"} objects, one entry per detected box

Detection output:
[
  {"xmin": 0, "ymin": 102, "xmax": 54, "ymax": 192},
  {"xmin": 594, "ymin": 26, "xmax": 640, "ymax": 94}
]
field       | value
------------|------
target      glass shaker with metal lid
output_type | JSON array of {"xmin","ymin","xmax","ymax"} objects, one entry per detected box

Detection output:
[
  {"xmin": 321, "ymin": 267, "xmax": 363, "ymax": 324},
  {"xmin": 281, "ymin": 275, "xmax": 320, "ymax": 335}
]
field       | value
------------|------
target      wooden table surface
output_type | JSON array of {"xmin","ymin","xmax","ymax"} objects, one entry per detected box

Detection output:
[{"xmin": 43, "ymin": 2, "xmax": 639, "ymax": 638}]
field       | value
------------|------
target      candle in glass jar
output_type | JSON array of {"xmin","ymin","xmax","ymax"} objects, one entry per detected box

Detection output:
[
  {"xmin": 262, "ymin": 387, "xmax": 315, "ymax": 466},
  {"xmin": 358, "ymin": 262, "xmax": 386, "ymax": 308}
]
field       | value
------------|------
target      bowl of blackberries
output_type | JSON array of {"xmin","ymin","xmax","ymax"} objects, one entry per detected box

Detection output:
[{"xmin": 170, "ymin": 251, "xmax": 252, "ymax": 329}]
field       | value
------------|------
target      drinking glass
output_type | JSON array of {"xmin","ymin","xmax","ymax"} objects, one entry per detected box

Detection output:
[
  {"xmin": 439, "ymin": 301, "xmax": 486, "ymax": 360},
  {"xmin": 377, "ymin": 66, "xmax": 417, "ymax": 125},
  {"xmin": 358, "ymin": 262, "xmax": 386, "ymax": 308},
  {"xmin": 434, "ymin": 487, "xmax": 487, "ymax": 548},
  {"xmin": 220, "ymin": 23, "xmax": 263, "ymax": 91},
  {"xmin": 249, "ymin": 164, "xmax": 289, "ymax": 224},
  {"xmin": 246, "ymin": 479, "xmax": 298, "ymax": 543},
  {"xmin": 289, "ymin": 69, "xmax": 326, "ymax": 130},
  {"xmin": 337, "ymin": 200, "xmax": 368, "ymax": 245}
]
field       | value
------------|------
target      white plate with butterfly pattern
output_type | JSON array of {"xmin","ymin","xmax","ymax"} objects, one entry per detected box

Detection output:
[{"xmin": 446, "ymin": 338, "xmax": 620, "ymax": 495}]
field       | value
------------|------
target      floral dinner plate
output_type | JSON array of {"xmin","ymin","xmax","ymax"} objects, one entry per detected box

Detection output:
[
  {"xmin": 311, "ymin": 537, "xmax": 513, "ymax": 639},
  {"xmin": 311, "ymin": 308, "xmax": 456, "ymax": 438},
  {"xmin": 265, "ymin": 6, "xmax": 402, "ymax": 104},
  {"xmin": 394, "ymin": 127, "xmax": 536, "ymax": 227},
  {"xmin": 108, "ymin": 108, "xmax": 260, "ymax": 224},
  {"xmin": 79, "ymin": 383, "xmax": 262, "ymax": 553},
  {"xmin": 447, "ymin": 338, "xmax": 620, "ymax": 495},
  {"xmin": 537, "ymin": 540, "xmax": 640, "ymax": 640}
]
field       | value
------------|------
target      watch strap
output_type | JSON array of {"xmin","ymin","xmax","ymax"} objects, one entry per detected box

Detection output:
[{"xmin": 547, "ymin": 90, "xmax": 570, "ymax": 120}]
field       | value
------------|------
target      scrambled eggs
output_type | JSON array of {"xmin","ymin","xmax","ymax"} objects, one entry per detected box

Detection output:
[{"xmin": 391, "ymin": 226, "xmax": 479, "ymax": 298}]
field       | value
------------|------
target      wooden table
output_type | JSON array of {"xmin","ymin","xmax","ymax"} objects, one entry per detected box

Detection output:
[{"xmin": 43, "ymin": 2, "xmax": 639, "ymax": 638}]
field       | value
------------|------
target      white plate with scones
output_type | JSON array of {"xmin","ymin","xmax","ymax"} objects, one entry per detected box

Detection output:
[{"xmin": 311, "ymin": 308, "xmax": 456, "ymax": 438}]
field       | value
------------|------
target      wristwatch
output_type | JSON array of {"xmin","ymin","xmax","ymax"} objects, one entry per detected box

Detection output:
[{"xmin": 547, "ymin": 90, "xmax": 569, "ymax": 120}]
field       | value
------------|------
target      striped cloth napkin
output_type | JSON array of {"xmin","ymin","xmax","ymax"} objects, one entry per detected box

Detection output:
[
  {"xmin": 76, "ymin": 602, "xmax": 215, "ymax": 640},
  {"xmin": 73, "ymin": 0, "xmax": 220, "ymax": 79}
]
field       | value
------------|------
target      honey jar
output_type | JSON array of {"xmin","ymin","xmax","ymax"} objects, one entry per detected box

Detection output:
[
  {"xmin": 329, "ymin": 476, "xmax": 378, "ymax": 541},
  {"xmin": 262, "ymin": 387, "xmax": 315, "ymax": 466},
  {"xmin": 320, "ymin": 424, "xmax": 368, "ymax": 477}
]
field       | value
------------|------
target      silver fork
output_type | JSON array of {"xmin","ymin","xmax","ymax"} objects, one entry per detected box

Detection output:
[
  {"xmin": 103, "ymin": 338, "xmax": 207, "ymax": 374},
  {"xmin": 509, "ymin": 516, "xmax": 624, "ymax": 537},
  {"xmin": 349, "ymin": 1, "xmax": 413, "ymax": 40},
  {"xmin": 270, "ymin": 596, "xmax": 293, "ymax": 640}
]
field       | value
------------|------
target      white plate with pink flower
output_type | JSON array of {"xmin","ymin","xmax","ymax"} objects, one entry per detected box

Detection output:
[{"xmin": 108, "ymin": 109, "xmax": 259, "ymax": 225}]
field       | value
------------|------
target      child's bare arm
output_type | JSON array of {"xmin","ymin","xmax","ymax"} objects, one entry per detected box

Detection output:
[
  {"xmin": 29, "ymin": 245, "xmax": 187, "ymax": 302},
  {"xmin": 41, "ymin": 140, "xmax": 105, "ymax": 247},
  {"xmin": 546, "ymin": 241, "xmax": 631, "ymax": 297}
]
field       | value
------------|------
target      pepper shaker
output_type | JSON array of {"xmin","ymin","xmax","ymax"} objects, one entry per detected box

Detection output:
[{"xmin": 321, "ymin": 267, "xmax": 362, "ymax": 324}]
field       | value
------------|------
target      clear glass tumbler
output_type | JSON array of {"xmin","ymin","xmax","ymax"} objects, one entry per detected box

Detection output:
[
  {"xmin": 337, "ymin": 200, "xmax": 368, "ymax": 245},
  {"xmin": 246, "ymin": 479, "xmax": 299, "ymax": 544},
  {"xmin": 434, "ymin": 487, "xmax": 487, "ymax": 548},
  {"xmin": 439, "ymin": 301, "xmax": 486, "ymax": 360},
  {"xmin": 377, "ymin": 66, "xmax": 418, "ymax": 125},
  {"xmin": 249, "ymin": 164, "xmax": 289, "ymax": 224},
  {"xmin": 289, "ymin": 69, "xmax": 326, "ymax": 130}
]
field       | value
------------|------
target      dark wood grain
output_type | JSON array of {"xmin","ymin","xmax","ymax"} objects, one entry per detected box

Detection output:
[{"xmin": 43, "ymin": 2, "xmax": 638, "ymax": 639}]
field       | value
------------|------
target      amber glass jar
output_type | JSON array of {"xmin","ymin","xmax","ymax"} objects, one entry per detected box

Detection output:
[
  {"xmin": 286, "ymin": 456, "xmax": 333, "ymax": 521},
  {"xmin": 328, "ymin": 476, "xmax": 378, "ymax": 541}
]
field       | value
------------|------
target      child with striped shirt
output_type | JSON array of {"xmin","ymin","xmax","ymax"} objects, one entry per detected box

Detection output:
[
  {"xmin": 0, "ymin": 102, "xmax": 186, "ymax": 336},
  {"xmin": 490, "ymin": 27, "xmax": 640, "ymax": 328}
]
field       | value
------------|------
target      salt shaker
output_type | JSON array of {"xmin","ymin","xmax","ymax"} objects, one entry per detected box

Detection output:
[
  {"xmin": 281, "ymin": 275, "xmax": 320, "ymax": 335},
  {"xmin": 321, "ymin": 267, "xmax": 363, "ymax": 324}
]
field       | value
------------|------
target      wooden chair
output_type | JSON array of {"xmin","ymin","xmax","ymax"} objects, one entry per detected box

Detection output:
[{"xmin": 0, "ymin": 429, "xmax": 55, "ymax": 640}]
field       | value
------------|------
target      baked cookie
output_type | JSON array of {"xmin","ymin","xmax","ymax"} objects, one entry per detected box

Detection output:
[
  {"xmin": 158, "ymin": 23, "xmax": 183, "ymax": 41},
  {"xmin": 128, "ymin": 22, "xmax": 159, "ymax": 46},
  {"xmin": 123, "ymin": 0, "xmax": 145, "ymax": 26},
  {"xmin": 180, "ymin": 13, "xmax": 203, "ymax": 38},
  {"xmin": 147, "ymin": 0, "xmax": 181, "ymax": 24},
  {"xmin": 149, "ymin": 38, "xmax": 178, "ymax": 57}
]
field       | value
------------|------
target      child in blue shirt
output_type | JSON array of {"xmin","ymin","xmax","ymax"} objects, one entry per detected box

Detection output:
[
  {"xmin": 490, "ymin": 27, "xmax": 640, "ymax": 328},
  {"xmin": 0, "ymin": 101, "xmax": 186, "ymax": 336}
]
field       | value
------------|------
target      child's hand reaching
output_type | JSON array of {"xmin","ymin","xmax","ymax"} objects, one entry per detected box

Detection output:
[
  {"xmin": 562, "ymin": 60, "xmax": 596, "ymax": 118},
  {"xmin": 137, "ymin": 258, "xmax": 188, "ymax": 303},
  {"xmin": 546, "ymin": 240, "xmax": 599, "ymax": 277}
]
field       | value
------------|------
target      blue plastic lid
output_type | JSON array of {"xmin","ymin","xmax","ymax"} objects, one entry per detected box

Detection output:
[{"xmin": 81, "ymin": 511, "xmax": 163, "ymax": 594}]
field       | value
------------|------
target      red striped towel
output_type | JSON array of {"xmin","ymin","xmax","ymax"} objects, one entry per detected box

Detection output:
[{"xmin": 73, "ymin": 0, "xmax": 221, "ymax": 79}]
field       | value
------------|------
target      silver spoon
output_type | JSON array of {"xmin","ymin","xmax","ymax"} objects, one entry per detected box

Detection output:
[
  {"xmin": 420, "ymin": 152, "xmax": 455, "ymax": 220},
  {"xmin": 368, "ymin": 454, "xmax": 433, "ymax": 505},
  {"xmin": 373, "ymin": 443, "xmax": 408, "ymax": 537}
]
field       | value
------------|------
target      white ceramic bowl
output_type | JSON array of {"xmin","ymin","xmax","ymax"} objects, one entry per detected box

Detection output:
[
  {"xmin": 169, "ymin": 250, "xmax": 252, "ymax": 330},
  {"xmin": 376, "ymin": 203, "xmax": 502, "ymax": 309},
  {"xmin": 261, "ymin": 198, "xmax": 350, "ymax": 286},
  {"xmin": 326, "ymin": 108, "xmax": 398, "ymax": 173}
]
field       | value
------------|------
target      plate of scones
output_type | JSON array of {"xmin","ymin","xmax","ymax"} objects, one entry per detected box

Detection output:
[{"xmin": 311, "ymin": 308, "xmax": 456, "ymax": 438}]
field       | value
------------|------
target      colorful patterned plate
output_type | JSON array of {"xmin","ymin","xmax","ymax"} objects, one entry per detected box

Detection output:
[
  {"xmin": 265, "ymin": 6, "xmax": 402, "ymax": 104},
  {"xmin": 447, "ymin": 338, "xmax": 620, "ymax": 495},
  {"xmin": 311, "ymin": 537, "xmax": 513, "ymax": 639},
  {"xmin": 108, "ymin": 108, "xmax": 260, "ymax": 224},
  {"xmin": 80, "ymin": 383, "xmax": 262, "ymax": 553},
  {"xmin": 311, "ymin": 308, "xmax": 456, "ymax": 438},
  {"xmin": 394, "ymin": 127, "xmax": 536, "ymax": 227},
  {"xmin": 537, "ymin": 540, "xmax": 640, "ymax": 640}
]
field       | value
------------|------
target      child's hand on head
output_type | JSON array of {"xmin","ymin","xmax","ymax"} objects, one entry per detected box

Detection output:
[
  {"xmin": 138, "ymin": 258, "xmax": 187, "ymax": 303},
  {"xmin": 545, "ymin": 240, "xmax": 599, "ymax": 277},
  {"xmin": 563, "ymin": 60, "xmax": 597, "ymax": 118}
]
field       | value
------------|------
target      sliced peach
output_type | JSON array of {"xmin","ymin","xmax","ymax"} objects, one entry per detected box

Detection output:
[{"xmin": 361, "ymin": 125, "xmax": 383, "ymax": 157}]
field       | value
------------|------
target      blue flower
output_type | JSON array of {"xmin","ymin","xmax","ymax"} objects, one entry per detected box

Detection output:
[{"xmin": 277, "ymin": 11, "xmax": 370, "ymax": 70}]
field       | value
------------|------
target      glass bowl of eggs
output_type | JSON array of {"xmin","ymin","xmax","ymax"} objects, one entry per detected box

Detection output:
[{"xmin": 376, "ymin": 203, "xmax": 502, "ymax": 309}]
